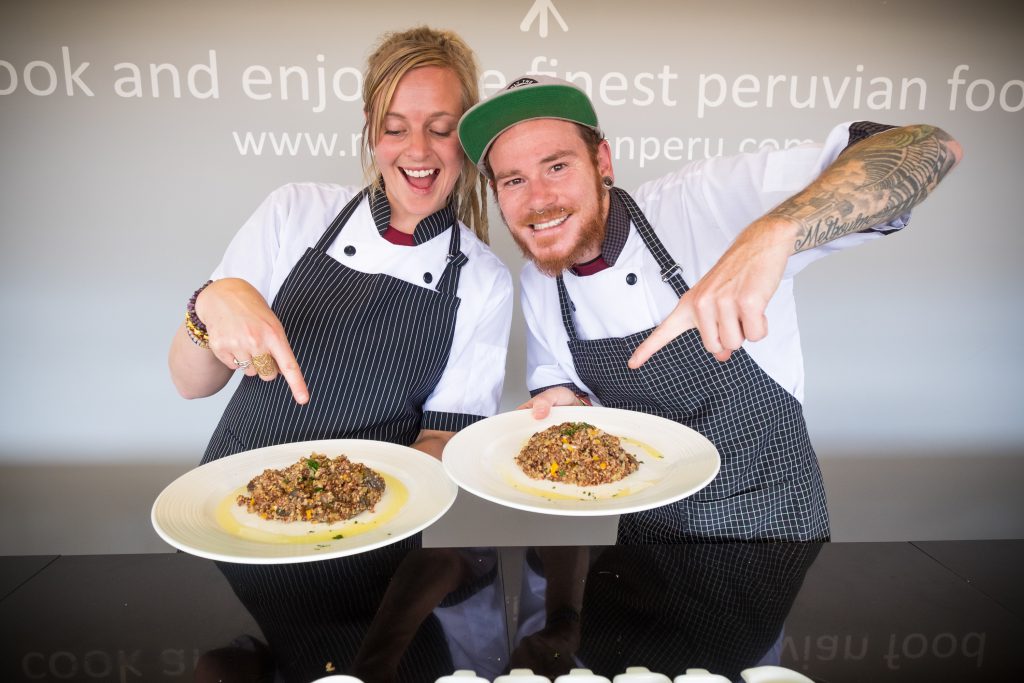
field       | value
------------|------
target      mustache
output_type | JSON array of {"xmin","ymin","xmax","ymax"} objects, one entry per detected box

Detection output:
[{"xmin": 528, "ymin": 207, "xmax": 571, "ymax": 225}]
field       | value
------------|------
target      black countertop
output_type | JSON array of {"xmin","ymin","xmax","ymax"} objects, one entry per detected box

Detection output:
[{"xmin": 2, "ymin": 540, "xmax": 1021, "ymax": 682}]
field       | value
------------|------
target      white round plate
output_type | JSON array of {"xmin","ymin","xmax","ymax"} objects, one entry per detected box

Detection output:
[
  {"xmin": 151, "ymin": 439, "xmax": 456, "ymax": 564},
  {"xmin": 442, "ymin": 406, "xmax": 720, "ymax": 516}
]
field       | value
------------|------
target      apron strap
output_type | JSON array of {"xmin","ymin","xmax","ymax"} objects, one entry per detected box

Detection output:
[
  {"xmin": 556, "ymin": 187, "xmax": 689, "ymax": 341},
  {"xmin": 612, "ymin": 187, "xmax": 690, "ymax": 299},
  {"xmin": 313, "ymin": 187, "xmax": 468, "ymax": 296},
  {"xmin": 555, "ymin": 275, "xmax": 579, "ymax": 341},
  {"xmin": 434, "ymin": 218, "xmax": 468, "ymax": 297},
  {"xmin": 313, "ymin": 187, "xmax": 369, "ymax": 253}
]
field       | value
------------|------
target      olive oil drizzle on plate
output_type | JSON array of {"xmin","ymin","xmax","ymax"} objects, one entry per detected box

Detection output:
[{"xmin": 215, "ymin": 473, "xmax": 408, "ymax": 545}]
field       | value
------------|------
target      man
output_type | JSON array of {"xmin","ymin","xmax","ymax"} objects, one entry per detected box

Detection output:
[{"xmin": 458, "ymin": 75, "xmax": 961, "ymax": 542}]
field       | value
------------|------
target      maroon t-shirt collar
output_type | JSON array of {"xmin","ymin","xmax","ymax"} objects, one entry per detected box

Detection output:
[
  {"xmin": 382, "ymin": 225, "xmax": 416, "ymax": 246},
  {"xmin": 571, "ymin": 255, "xmax": 610, "ymax": 276}
]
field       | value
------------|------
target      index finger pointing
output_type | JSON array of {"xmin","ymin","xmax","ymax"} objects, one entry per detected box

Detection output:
[
  {"xmin": 267, "ymin": 338, "xmax": 309, "ymax": 405},
  {"xmin": 628, "ymin": 305, "xmax": 696, "ymax": 369},
  {"xmin": 629, "ymin": 324, "xmax": 674, "ymax": 369}
]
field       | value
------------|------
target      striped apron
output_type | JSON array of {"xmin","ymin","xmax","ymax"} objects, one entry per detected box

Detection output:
[
  {"xmin": 557, "ymin": 187, "xmax": 829, "ymax": 542},
  {"xmin": 216, "ymin": 546, "xmax": 455, "ymax": 682},
  {"xmin": 202, "ymin": 188, "xmax": 467, "ymax": 464},
  {"xmin": 208, "ymin": 190, "xmax": 466, "ymax": 679}
]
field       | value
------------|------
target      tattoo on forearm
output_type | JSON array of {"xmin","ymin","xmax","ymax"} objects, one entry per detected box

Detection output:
[{"xmin": 771, "ymin": 125, "xmax": 960, "ymax": 253}]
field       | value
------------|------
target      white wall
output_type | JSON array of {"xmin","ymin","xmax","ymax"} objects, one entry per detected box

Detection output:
[{"xmin": 1, "ymin": 0, "xmax": 1022, "ymax": 549}]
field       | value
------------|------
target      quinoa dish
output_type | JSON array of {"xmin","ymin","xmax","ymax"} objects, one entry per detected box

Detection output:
[
  {"xmin": 516, "ymin": 422, "xmax": 639, "ymax": 486},
  {"xmin": 237, "ymin": 452, "xmax": 385, "ymax": 523}
]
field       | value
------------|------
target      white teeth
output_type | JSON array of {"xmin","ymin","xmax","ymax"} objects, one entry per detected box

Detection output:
[
  {"xmin": 403, "ymin": 168, "xmax": 436, "ymax": 178},
  {"xmin": 532, "ymin": 214, "xmax": 569, "ymax": 231}
]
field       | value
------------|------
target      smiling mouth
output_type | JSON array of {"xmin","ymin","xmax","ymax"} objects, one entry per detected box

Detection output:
[
  {"xmin": 401, "ymin": 167, "xmax": 439, "ymax": 191},
  {"xmin": 529, "ymin": 213, "xmax": 570, "ymax": 231}
]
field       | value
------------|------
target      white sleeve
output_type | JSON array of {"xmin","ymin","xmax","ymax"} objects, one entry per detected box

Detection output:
[
  {"xmin": 523, "ymin": 292, "xmax": 566, "ymax": 394},
  {"xmin": 421, "ymin": 261, "xmax": 514, "ymax": 429},
  {"xmin": 521, "ymin": 270, "xmax": 589, "ymax": 397},
  {"xmin": 209, "ymin": 185, "xmax": 290, "ymax": 301},
  {"xmin": 699, "ymin": 122, "xmax": 910, "ymax": 278}
]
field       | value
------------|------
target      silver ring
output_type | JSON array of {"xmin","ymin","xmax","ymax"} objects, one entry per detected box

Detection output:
[{"xmin": 233, "ymin": 357, "xmax": 251, "ymax": 369}]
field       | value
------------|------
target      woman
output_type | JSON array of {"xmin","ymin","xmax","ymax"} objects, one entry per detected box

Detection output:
[{"xmin": 169, "ymin": 27, "xmax": 512, "ymax": 463}]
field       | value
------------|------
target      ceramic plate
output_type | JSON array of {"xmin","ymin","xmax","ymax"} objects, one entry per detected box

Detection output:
[
  {"xmin": 442, "ymin": 406, "xmax": 720, "ymax": 516},
  {"xmin": 152, "ymin": 439, "xmax": 456, "ymax": 563}
]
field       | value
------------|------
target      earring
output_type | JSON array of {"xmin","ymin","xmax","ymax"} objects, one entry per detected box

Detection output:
[{"xmin": 602, "ymin": 176, "xmax": 614, "ymax": 188}]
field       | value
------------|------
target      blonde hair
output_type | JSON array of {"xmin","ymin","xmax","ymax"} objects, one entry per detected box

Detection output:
[{"xmin": 362, "ymin": 26, "xmax": 488, "ymax": 243}]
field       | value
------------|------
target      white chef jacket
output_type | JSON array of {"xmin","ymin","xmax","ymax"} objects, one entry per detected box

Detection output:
[
  {"xmin": 522, "ymin": 122, "xmax": 910, "ymax": 404},
  {"xmin": 211, "ymin": 182, "xmax": 513, "ymax": 420}
]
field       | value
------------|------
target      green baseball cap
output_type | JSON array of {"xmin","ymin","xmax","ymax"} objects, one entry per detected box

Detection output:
[{"xmin": 458, "ymin": 74, "xmax": 602, "ymax": 179}]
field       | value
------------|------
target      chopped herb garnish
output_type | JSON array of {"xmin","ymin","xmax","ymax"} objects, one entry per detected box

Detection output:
[
  {"xmin": 332, "ymin": 534, "xmax": 344, "ymax": 540},
  {"xmin": 306, "ymin": 458, "xmax": 320, "ymax": 471},
  {"xmin": 559, "ymin": 421, "xmax": 595, "ymax": 437}
]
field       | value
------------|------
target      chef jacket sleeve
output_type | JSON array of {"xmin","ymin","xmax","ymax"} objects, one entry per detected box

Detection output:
[
  {"xmin": 209, "ymin": 185, "xmax": 290, "ymax": 301},
  {"xmin": 520, "ymin": 268, "xmax": 594, "ymax": 401},
  {"xmin": 420, "ymin": 253, "xmax": 514, "ymax": 432},
  {"xmin": 699, "ymin": 121, "xmax": 911, "ymax": 279}
]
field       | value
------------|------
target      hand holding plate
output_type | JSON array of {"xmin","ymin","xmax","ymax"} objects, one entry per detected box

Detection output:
[{"xmin": 517, "ymin": 386, "xmax": 587, "ymax": 420}]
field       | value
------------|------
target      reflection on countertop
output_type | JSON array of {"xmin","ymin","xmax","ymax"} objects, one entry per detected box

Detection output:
[{"xmin": 1, "ymin": 540, "xmax": 1021, "ymax": 682}]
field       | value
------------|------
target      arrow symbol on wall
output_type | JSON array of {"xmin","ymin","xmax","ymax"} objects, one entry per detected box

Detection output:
[{"xmin": 521, "ymin": 0, "xmax": 569, "ymax": 38}]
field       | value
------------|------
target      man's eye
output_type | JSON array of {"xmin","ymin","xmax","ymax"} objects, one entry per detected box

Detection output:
[
  {"xmin": 551, "ymin": 163, "xmax": 567, "ymax": 172},
  {"xmin": 503, "ymin": 178, "xmax": 523, "ymax": 188}
]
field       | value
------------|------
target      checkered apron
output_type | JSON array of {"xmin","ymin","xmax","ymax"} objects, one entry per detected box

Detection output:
[
  {"xmin": 202, "ymin": 188, "xmax": 467, "ymax": 464},
  {"xmin": 578, "ymin": 543, "xmax": 821, "ymax": 679},
  {"xmin": 557, "ymin": 188, "xmax": 829, "ymax": 542}
]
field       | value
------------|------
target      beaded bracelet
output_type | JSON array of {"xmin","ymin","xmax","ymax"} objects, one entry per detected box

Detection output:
[
  {"xmin": 184, "ymin": 312, "xmax": 208, "ymax": 348},
  {"xmin": 185, "ymin": 280, "xmax": 213, "ymax": 349}
]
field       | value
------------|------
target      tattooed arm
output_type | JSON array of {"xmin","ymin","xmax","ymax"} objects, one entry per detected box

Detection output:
[
  {"xmin": 778, "ymin": 125, "xmax": 962, "ymax": 252},
  {"xmin": 628, "ymin": 125, "xmax": 962, "ymax": 367}
]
